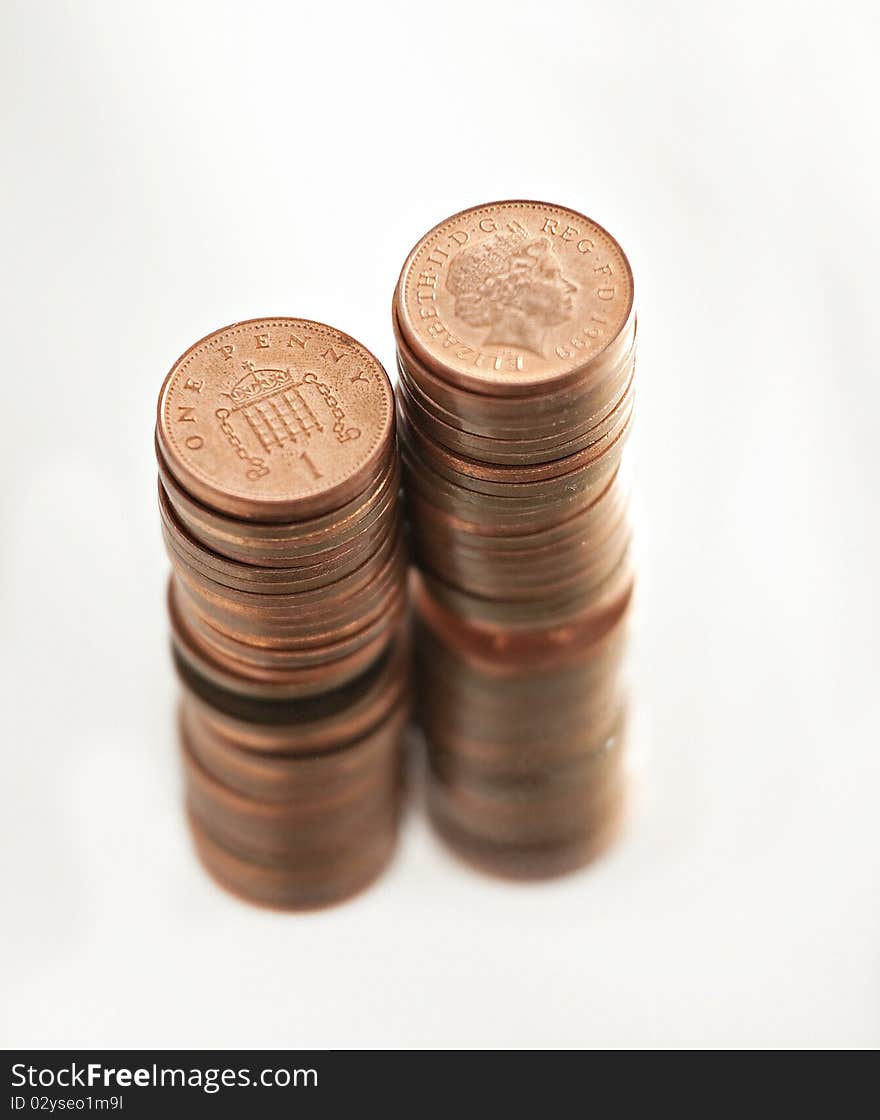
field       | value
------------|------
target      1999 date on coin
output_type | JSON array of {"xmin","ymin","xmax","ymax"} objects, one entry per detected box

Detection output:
[{"xmin": 10, "ymin": 1098, "xmax": 123, "ymax": 1112}]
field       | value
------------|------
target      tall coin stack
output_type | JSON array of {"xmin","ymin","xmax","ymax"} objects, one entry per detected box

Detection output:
[
  {"xmin": 155, "ymin": 318, "xmax": 408, "ymax": 908},
  {"xmin": 393, "ymin": 202, "xmax": 636, "ymax": 879}
]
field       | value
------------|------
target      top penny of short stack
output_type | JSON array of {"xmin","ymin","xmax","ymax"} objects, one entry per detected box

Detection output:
[
  {"xmin": 157, "ymin": 318, "xmax": 394, "ymax": 522},
  {"xmin": 395, "ymin": 201, "xmax": 634, "ymax": 397}
]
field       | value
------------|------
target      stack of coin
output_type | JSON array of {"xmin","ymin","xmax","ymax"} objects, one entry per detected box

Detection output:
[
  {"xmin": 393, "ymin": 201, "xmax": 636, "ymax": 878},
  {"xmin": 155, "ymin": 318, "xmax": 408, "ymax": 908}
]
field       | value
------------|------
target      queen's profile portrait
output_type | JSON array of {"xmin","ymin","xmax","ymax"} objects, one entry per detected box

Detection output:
[{"xmin": 445, "ymin": 232, "xmax": 578, "ymax": 357}]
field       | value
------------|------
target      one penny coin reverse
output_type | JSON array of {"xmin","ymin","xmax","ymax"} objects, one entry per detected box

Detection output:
[{"xmin": 157, "ymin": 318, "xmax": 395, "ymax": 522}]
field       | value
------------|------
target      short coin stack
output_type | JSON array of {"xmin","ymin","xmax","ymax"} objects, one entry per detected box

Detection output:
[
  {"xmin": 156, "ymin": 318, "xmax": 408, "ymax": 908},
  {"xmin": 393, "ymin": 201, "xmax": 636, "ymax": 878}
]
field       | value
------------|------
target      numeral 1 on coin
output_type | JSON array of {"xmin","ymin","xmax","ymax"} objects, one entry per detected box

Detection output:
[{"xmin": 299, "ymin": 451, "xmax": 322, "ymax": 480}]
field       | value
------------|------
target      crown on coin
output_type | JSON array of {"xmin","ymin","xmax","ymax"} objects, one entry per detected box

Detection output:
[{"xmin": 225, "ymin": 365, "xmax": 297, "ymax": 407}]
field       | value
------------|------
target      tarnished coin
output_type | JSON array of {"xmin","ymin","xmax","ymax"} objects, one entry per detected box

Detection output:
[
  {"xmin": 173, "ymin": 624, "xmax": 410, "ymax": 755},
  {"xmin": 157, "ymin": 318, "xmax": 394, "ymax": 521},
  {"xmin": 395, "ymin": 201, "xmax": 634, "ymax": 397}
]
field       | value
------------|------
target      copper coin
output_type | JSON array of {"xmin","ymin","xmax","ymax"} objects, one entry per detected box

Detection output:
[
  {"xmin": 396, "ymin": 369, "xmax": 635, "ymax": 466},
  {"xmin": 398, "ymin": 394, "xmax": 634, "ymax": 495},
  {"xmin": 183, "ymin": 736, "xmax": 401, "ymax": 855},
  {"xmin": 160, "ymin": 496, "xmax": 403, "ymax": 604},
  {"xmin": 169, "ymin": 579, "xmax": 401, "ymax": 699},
  {"xmin": 156, "ymin": 434, "xmax": 400, "ymax": 565},
  {"xmin": 422, "ymin": 722, "xmax": 627, "ymax": 850},
  {"xmin": 395, "ymin": 200, "xmax": 634, "ymax": 397},
  {"xmin": 156, "ymin": 318, "xmax": 394, "ymax": 522},
  {"xmin": 400, "ymin": 446, "xmax": 616, "ymax": 536},
  {"xmin": 168, "ymin": 543, "xmax": 406, "ymax": 647},
  {"xmin": 187, "ymin": 810, "xmax": 398, "ymax": 910},
  {"xmin": 171, "ymin": 571, "xmax": 406, "ymax": 654},
  {"xmin": 416, "ymin": 542, "xmax": 634, "ymax": 628},
  {"xmin": 415, "ymin": 631, "xmax": 628, "ymax": 747},
  {"xmin": 394, "ymin": 308, "xmax": 638, "ymax": 438},
  {"xmin": 162, "ymin": 506, "xmax": 404, "ymax": 612},
  {"xmin": 406, "ymin": 484, "xmax": 630, "ymax": 597},
  {"xmin": 426, "ymin": 775, "xmax": 626, "ymax": 881},
  {"xmin": 174, "ymin": 623, "xmax": 410, "ymax": 754},
  {"xmin": 424, "ymin": 702, "xmax": 626, "ymax": 777},
  {"xmin": 412, "ymin": 563, "xmax": 633, "ymax": 659},
  {"xmin": 170, "ymin": 576, "xmax": 406, "ymax": 672},
  {"xmin": 183, "ymin": 700, "xmax": 408, "ymax": 802},
  {"xmin": 158, "ymin": 461, "xmax": 400, "ymax": 566},
  {"xmin": 410, "ymin": 531, "xmax": 631, "ymax": 605},
  {"xmin": 403, "ymin": 466, "xmax": 626, "ymax": 546}
]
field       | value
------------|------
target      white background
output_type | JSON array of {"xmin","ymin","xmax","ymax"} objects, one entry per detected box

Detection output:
[{"xmin": 2, "ymin": 0, "xmax": 878, "ymax": 1049}]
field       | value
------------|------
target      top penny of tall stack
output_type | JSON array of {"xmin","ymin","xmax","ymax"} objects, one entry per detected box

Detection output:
[
  {"xmin": 157, "ymin": 318, "xmax": 394, "ymax": 522},
  {"xmin": 394, "ymin": 200, "xmax": 638, "ymax": 879},
  {"xmin": 394, "ymin": 200, "xmax": 635, "ymax": 409}
]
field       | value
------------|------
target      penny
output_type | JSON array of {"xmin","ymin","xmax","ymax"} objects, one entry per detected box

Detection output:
[
  {"xmin": 157, "ymin": 318, "xmax": 395, "ymax": 522},
  {"xmin": 416, "ymin": 637, "xmax": 626, "ymax": 739},
  {"xmin": 156, "ymin": 319, "xmax": 410, "ymax": 909},
  {"xmin": 428, "ymin": 755, "xmax": 626, "ymax": 846},
  {"xmin": 394, "ymin": 202, "xmax": 638, "ymax": 880},
  {"xmin": 160, "ymin": 493, "xmax": 403, "ymax": 601},
  {"xmin": 426, "ymin": 776, "xmax": 626, "ymax": 881},
  {"xmin": 425, "ymin": 700, "xmax": 626, "ymax": 772},
  {"xmin": 393, "ymin": 307, "xmax": 638, "ymax": 438},
  {"xmin": 405, "ymin": 475, "xmax": 628, "ymax": 566},
  {"xmin": 170, "ymin": 550, "xmax": 406, "ymax": 647},
  {"xmin": 172, "ymin": 582, "xmax": 406, "ymax": 657},
  {"xmin": 396, "ymin": 370, "xmax": 636, "ymax": 466},
  {"xmin": 417, "ymin": 551, "xmax": 634, "ymax": 629},
  {"xmin": 156, "ymin": 434, "xmax": 400, "ymax": 565},
  {"xmin": 158, "ymin": 464, "xmax": 400, "ymax": 565},
  {"xmin": 170, "ymin": 575, "xmax": 406, "ymax": 672},
  {"xmin": 183, "ymin": 736, "xmax": 401, "ymax": 856},
  {"xmin": 412, "ymin": 569, "xmax": 631, "ymax": 667},
  {"xmin": 395, "ymin": 201, "xmax": 634, "ymax": 397},
  {"xmin": 400, "ymin": 446, "xmax": 613, "ymax": 535},
  {"xmin": 187, "ymin": 810, "xmax": 398, "ymax": 910},
  {"xmin": 182, "ymin": 701, "xmax": 408, "ymax": 802},
  {"xmin": 398, "ymin": 395, "xmax": 634, "ymax": 494},
  {"xmin": 168, "ymin": 574, "xmax": 403, "ymax": 700},
  {"xmin": 172, "ymin": 577, "xmax": 407, "ymax": 664},
  {"xmin": 174, "ymin": 625, "xmax": 410, "ymax": 754},
  {"xmin": 409, "ymin": 531, "xmax": 631, "ymax": 604},
  {"xmin": 165, "ymin": 524, "xmax": 403, "ymax": 612}
]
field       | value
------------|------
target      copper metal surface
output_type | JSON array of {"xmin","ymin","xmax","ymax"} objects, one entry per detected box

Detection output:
[
  {"xmin": 155, "ymin": 319, "xmax": 409, "ymax": 908},
  {"xmin": 426, "ymin": 778, "xmax": 626, "ymax": 882},
  {"xmin": 395, "ymin": 201, "xmax": 634, "ymax": 397},
  {"xmin": 157, "ymin": 318, "xmax": 394, "ymax": 522},
  {"xmin": 394, "ymin": 202, "xmax": 637, "ymax": 880},
  {"xmin": 188, "ymin": 811, "xmax": 398, "ymax": 911},
  {"xmin": 174, "ymin": 625, "xmax": 410, "ymax": 754}
]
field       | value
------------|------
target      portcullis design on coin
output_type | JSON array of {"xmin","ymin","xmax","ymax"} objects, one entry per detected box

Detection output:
[{"xmin": 157, "ymin": 318, "xmax": 394, "ymax": 521}]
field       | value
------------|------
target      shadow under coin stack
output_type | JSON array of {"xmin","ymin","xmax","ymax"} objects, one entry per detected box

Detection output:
[
  {"xmin": 393, "ymin": 201, "xmax": 636, "ymax": 879},
  {"xmin": 155, "ymin": 318, "xmax": 408, "ymax": 908}
]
